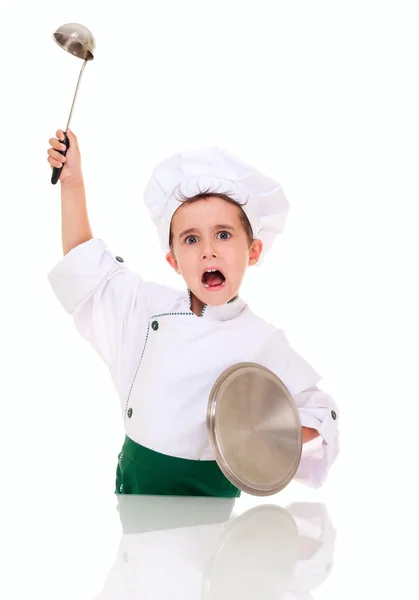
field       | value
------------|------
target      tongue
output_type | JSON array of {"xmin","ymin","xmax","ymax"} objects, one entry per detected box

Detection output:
[{"xmin": 205, "ymin": 272, "xmax": 224, "ymax": 287}]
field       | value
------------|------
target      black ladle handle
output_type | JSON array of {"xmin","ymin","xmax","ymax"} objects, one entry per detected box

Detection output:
[{"xmin": 51, "ymin": 132, "xmax": 69, "ymax": 185}]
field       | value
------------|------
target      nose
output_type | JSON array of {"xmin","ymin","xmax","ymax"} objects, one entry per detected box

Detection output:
[{"xmin": 201, "ymin": 240, "xmax": 218, "ymax": 260}]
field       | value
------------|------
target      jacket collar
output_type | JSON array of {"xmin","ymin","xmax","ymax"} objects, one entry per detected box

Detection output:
[{"xmin": 185, "ymin": 288, "xmax": 247, "ymax": 322}]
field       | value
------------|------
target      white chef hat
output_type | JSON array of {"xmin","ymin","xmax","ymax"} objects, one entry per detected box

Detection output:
[{"xmin": 143, "ymin": 146, "xmax": 290, "ymax": 265}]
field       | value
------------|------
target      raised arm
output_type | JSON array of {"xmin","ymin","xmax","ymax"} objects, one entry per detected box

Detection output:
[{"xmin": 47, "ymin": 128, "xmax": 92, "ymax": 255}]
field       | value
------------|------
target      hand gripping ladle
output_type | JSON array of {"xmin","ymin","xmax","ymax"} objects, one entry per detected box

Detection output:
[{"xmin": 51, "ymin": 23, "xmax": 95, "ymax": 185}]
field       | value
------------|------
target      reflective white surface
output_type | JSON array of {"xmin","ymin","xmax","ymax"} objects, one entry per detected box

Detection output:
[
  {"xmin": 1, "ymin": 494, "xmax": 336, "ymax": 599},
  {"xmin": 95, "ymin": 496, "xmax": 335, "ymax": 599},
  {"xmin": 2, "ymin": 484, "xmax": 417, "ymax": 599}
]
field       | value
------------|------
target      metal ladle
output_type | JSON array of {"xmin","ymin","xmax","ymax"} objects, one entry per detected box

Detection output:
[{"xmin": 51, "ymin": 23, "xmax": 96, "ymax": 185}]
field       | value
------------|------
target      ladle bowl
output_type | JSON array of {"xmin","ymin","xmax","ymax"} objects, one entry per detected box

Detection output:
[{"xmin": 53, "ymin": 23, "xmax": 95, "ymax": 61}]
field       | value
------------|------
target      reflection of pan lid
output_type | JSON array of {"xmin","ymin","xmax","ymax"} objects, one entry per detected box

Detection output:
[
  {"xmin": 202, "ymin": 504, "xmax": 299, "ymax": 599},
  {"xmin": 207, "ymin": 362, "xmax": 302, "ymax": 496}
]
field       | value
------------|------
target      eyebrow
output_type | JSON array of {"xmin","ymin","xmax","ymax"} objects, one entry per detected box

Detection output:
[{"xmin": 178, "ymin": 224, "xmax": 235, "ymax": 240}]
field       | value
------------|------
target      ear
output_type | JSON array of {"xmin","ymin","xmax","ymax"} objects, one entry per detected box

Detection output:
[
  {"xmin": 248, "ymin": 239, "xmax": 263, "ymax": 266},
  {"xmin": 166, "ymin": 251, "xmax": 181, "ymax": 274}
]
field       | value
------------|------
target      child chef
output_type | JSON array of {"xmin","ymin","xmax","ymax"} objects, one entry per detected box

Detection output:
[{"xmin": 47, "ymin": 129, "xmax": 339, "ymax": 497}]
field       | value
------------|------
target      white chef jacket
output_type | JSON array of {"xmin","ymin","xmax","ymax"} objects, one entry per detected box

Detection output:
[{"xmin": 48, "ymin": 238, "xmax": 339, "ymax": 488}]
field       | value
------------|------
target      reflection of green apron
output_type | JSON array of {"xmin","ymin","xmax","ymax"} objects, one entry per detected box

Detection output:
[
  {"xmin": 115, "ymin": 435, "xmax": 241, "ymax": 497},
  {"xmin": 117, "ymin": 495, "xmax": 236, "ymax": 533}
]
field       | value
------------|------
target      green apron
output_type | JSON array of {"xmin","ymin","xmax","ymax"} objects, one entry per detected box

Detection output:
[{"xmin": 115, "ymin": 435, "xmax": 241, "ymax": 497}]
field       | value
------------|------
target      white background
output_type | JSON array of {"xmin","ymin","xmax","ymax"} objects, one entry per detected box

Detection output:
[{"xmin": 0, "ymin": 1, "xmax": 418, "ymax": 598}]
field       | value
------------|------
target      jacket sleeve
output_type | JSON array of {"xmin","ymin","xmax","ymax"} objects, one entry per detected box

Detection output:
[
  {"xmin": 256, "ymin": 329, "xmax": 340, "ymax": 488},
  {"xmin": 292, "ymin": 385, "xmax": 340, "ymax": 488},
  {"xmin": 47, "ymin": 238, "xmax": 156, "ymax": 391}
]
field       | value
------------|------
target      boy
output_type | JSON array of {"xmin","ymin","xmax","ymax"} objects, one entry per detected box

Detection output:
[{"xmin": 47, "ymin": 129, "xmax": 339, "ymax": 496}]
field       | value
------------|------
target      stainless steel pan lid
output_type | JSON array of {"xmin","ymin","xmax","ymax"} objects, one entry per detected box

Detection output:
[{"xmin": 207, "ymin": 362, "xmax": 302, "ymax": 496}]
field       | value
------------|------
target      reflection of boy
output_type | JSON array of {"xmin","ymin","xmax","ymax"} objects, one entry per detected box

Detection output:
[{"xmin": 93, "ymin": 498, "xmax": 335, "ymax": 600}]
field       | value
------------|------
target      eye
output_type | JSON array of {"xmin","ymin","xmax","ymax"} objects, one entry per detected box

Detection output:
[
  {"xmin": 217, "ymin": 231, "xmax": 231, "ymax": 240},
  {"xmin": 185, "ymin": 235, "xmax": 199, "ymax": 244}
]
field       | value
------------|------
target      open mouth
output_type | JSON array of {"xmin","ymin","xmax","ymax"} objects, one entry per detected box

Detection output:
[{"xmin": 202, "ymin": 268, "xmax": 226, "ymax": 290}]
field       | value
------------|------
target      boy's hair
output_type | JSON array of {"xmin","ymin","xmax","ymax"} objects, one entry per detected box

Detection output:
[{"xmin": 169, "ymin": 189, "xmax": 254, "ymax": 250}]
